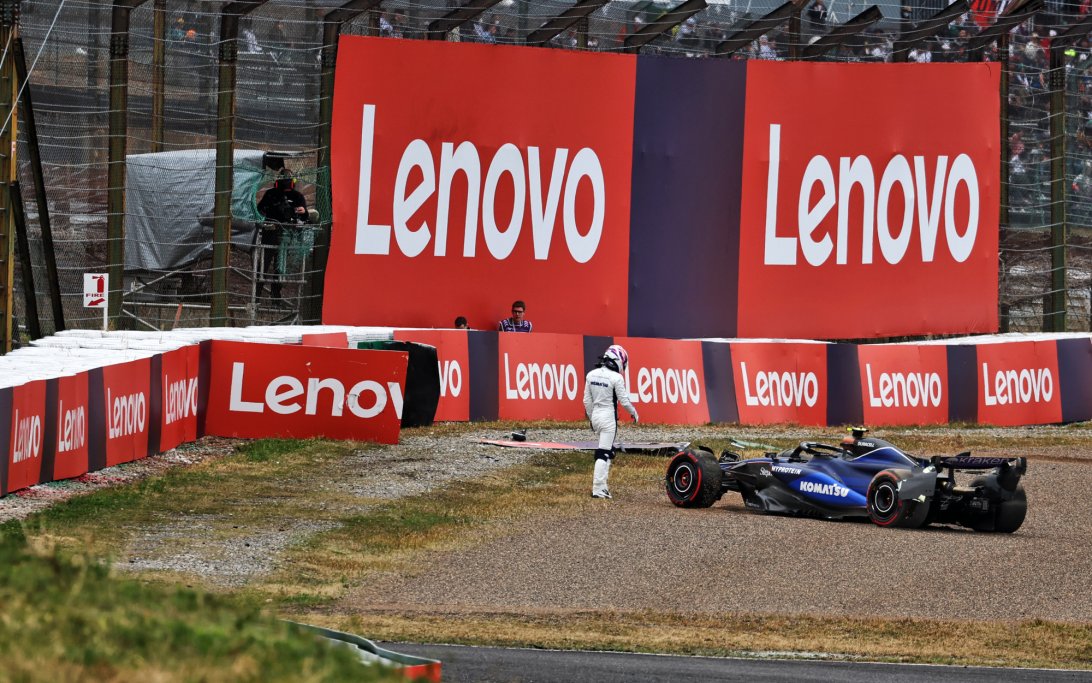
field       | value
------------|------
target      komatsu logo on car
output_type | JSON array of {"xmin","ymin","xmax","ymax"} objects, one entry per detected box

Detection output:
[
  {"xmin": 799, "ymin": 480, "xmax": 851, "ymax": 497},
  {"xmin": 773, "ymin": 465, "xmax": 802, "ymax": 475}
]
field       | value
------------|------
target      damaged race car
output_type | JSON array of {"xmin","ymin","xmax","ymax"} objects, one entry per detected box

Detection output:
[{"xmin": 665, "ymin": 428, "xmax": 1028, "ymax": 532}]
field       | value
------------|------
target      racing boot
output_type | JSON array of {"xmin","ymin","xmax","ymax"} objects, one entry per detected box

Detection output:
[{"xmin": 592, "ymin": 450, "xmax": 612, "ymax": 499}]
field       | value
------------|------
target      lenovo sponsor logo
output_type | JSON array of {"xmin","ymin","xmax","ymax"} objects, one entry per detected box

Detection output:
[
  {"xmin": 763, "ymin": 124, "xmax": 980, "ymax": 267},
  {"xmin": 57, "ymin": 400, "xmax": 87, "ymax": 454},
  {"xmin": 799, "ymin": 480, "xmax": 850, "ymax": 497},
  {"xmin": 740, "ymin": 362, "xmax": 819, "ymax": 407},
  {"xmin": 108, "ymin": 389, "xmax": 147, "ymax": 439},
  {"xmin": 625, "ymin": 366, "xmax": 701, "ymax": 405},
  {"xmin": 865, "ymin": 364, "xmax": 943, "ymax": 408},
  {"xmin": 164, "ymin": 374, "xmax": 198, "ymax": 425},
  {"xmin": 439, "ymin": 359, "xmax": 463, "ymax": 398},
  {"xmin": 354, "ymin": 104, "xmax": 605, "ymax": 264},
  {"xmin": 982, "ymin": 363, "xmax": 1054, "ymax": 406},
  {"xmin": 12, "ymin": 409, "xmax": 42, "ymax": 463},
  {"xmin": 228, "ymin": 362, "xmax": 404, "ymax": 418},
  {"xmin": 503, "ymin": 353, "xmax": 578, "ymax": 401}
]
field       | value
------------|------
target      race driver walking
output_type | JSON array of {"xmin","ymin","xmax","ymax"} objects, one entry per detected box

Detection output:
[{"xmin": 583, "ymin": 344, "xmax": 639, "ymax": 499}]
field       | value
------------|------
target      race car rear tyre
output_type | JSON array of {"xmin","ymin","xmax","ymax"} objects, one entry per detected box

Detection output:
[
  {"xmin": 867, "ymin": 469, "xmax": 930, "ymax": 529},
  {"xmin": 968, "ymin": 477, "xmax": 1027, "ymax": 533},
  {"xmin": 665, "ymin": 449, "xmax": 723, "ymax": 508}
]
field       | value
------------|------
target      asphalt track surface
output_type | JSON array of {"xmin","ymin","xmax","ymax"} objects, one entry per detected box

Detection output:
[{"xmin": 382, "ymin": 643, "xmax": 1092, "ymax": 682}]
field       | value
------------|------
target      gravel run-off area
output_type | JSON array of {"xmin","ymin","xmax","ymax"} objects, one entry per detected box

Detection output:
[{"xmin": 2, "ymin": 425, "xmax": 1090, "ymax": 624}]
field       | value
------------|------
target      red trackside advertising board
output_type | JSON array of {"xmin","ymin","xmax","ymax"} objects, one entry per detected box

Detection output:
[
  {"xmin": 394, "ymin": 329, "xmax": 471, "ymax": 422},
  {"xmin": 54, "ymin": 373, "xmax": 90, "ymax": 480},
  {"xmin": 736, "ymin": 62, "xmax": 999, "ymax": 339},
  {"xmin": 614, "ymin": 337, "xmax": 709, "ymax": 425},
  {"xmin": 159, "ymin": 346, "xmax": 200, "ymax": 452},
  {"xmin": 102, "ymin": 359, "xmax": 152, "ymax": 467},
  {"xmin": 497, "ymin": 333, "xmax": 585, "ymax": 421},
  {"xmin": 731, "ymin": 343, "xmax": 828, "ymax": 425},
  {"xmin": 204, "ymin": 341, "xmax": 407, "ymax": 443},
  {"xmin": 858, "ymin": 344, "xmax": 948, "ymax": 426},
  {"xmin": 324, "ymin": 37, "xmax": 636, "ymax": 335},
  {"xmin": 8, "ymin": 380, "xmax": 46, "ymax": 493},
  {"xmin": 976, "ymin": 340, "xmax": 1062, "ymax": 426}
]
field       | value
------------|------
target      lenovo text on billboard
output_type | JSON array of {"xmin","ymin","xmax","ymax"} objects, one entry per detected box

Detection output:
[
  {"xmin": 394, "ymin": 329, "xmax": 471, "ymax": 422},
  {"xmin": 731, "ymin": 342, "xmax": 829, "ymax": 425},
  {"xmin": 858, "ymin": 344, "xmax": 948, "ymax": 425},
  {"xmin": 204, "ymin": 341, "xmax": 407, "ymax": 443},
  {"xmin": 325, "ymin": 37, "xmax": 637, "ymax": 335},
  {"xmin": 737, "ymin": 62, "xmax": 999, "ymax": 339}
]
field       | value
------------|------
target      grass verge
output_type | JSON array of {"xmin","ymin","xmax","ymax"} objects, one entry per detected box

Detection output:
[
  {"xmin": 0, "ymin": 530, "xmax": 401, "ymax": 681},
  {"xmin": 9, "ymin": 427, "xmax": 1092, "ymax": 671}
]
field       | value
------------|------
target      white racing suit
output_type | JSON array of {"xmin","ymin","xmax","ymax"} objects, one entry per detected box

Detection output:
[{"xmin": 583, "ymin": 366, "xmax": 638, "ymax": 498}]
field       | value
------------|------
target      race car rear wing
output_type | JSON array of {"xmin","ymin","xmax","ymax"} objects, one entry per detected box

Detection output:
[
  {"xmin": 932, "ymin": 455, "xmax": 1027, "ymax": 473},
  {"xmin": 932, "ymin": 454, "xmax": 1027, "ymax": 492}
]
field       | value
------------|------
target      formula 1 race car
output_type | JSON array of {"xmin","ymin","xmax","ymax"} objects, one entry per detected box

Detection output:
[{"xmin": 665, "ymin": 429, "xmax": 1028, "ymax": 532}]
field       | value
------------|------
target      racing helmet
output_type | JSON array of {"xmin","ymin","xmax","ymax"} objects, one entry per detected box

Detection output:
[{"xmin": 603, "ymin": 344, "xmax": 629, "ymax": 373}]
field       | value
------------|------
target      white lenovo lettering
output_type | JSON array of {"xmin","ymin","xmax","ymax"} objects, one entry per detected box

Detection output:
[
  {"xmin": 740, "ymin": 361, "xmax": 819, "ymax": 407},
  {"xmin": 763, "ymin": 123, "xmax": 979, "ymax": 266},
  {"xmin": 228, "ymin": 362, "xmax": 404, "ymax": 419},
  {"xmin": 982, "ymin": 362, "xmax": 1054, "ymax": 406},
  {"xmin": 503, "ymin": 353, "xmax": 579, "ymax": 401},
  {"xmin": 438, "ymin": 359, "xmax": 463, "ymax": 398},
  {"xmin": 163, "ymin": 373, "xmax": 199, "ymax": 425},
  {"xmin": 624, "ymin": 365, "xmax": 701, "ymax": 405},
  {"xmin": 865, "ymin": 364, "xmax": 943, "ymax": 408},
  {"xmin": 354, "ymin": 104, "xmax": 605, "ymax": 263},
  {"xmin": 107, "ymin": 388, "xmax": 147, "ymax": 439},
  {"xmin": 12, "ymin": 409, "xmax": 42, "ymax": 463},
  {"xmin": 56, "ymin": 400, "xmax": 87, "ymax": 454}
]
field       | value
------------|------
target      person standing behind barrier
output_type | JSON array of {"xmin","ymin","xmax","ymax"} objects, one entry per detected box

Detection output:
[
  {"xmin": 583, "ymin": 344, "xmax": 639, "ymax": 500},
  {"xmin": 498, "ymin": 300, "xmax": 532, "ymax": 332},
  {"xmin": 454, "ymin": 316, "xmax": 469, "ymax": 329},
  {"xmin": 257, "ymin": 171, "xmax": 307, "ymax": 301}
]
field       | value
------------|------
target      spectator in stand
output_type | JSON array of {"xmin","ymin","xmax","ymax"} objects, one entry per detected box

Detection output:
[
  {"xmin": 498, "ymin": 300, "xmax": 532, "ymax": 332},
  {"xmin": 806, "ymin": 0, "xmax": 828, "ymax": 35},
  {"xmin": 454, "ymin": 316, "xmax": 469, "ymax": 329},
  {"xmin": 256, "ymin": 170, "xmax": 307, "ymax": 302}
]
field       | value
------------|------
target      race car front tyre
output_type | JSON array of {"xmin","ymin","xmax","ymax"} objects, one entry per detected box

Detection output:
[
  {"xmin": 665, "ymin": 449, "xmax": 723, "ymax": 508},
  {"xmin": 867, "ymin": 469, "xmax": 931, "ymax": 529}
]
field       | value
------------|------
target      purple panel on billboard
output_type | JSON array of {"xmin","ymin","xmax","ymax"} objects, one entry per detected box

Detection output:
[
  {"xmin": 701, "ymin": 341, "xmax": 737, "ymax": 424},
  {"xmin": 947, "ymin": 345, "xmax": 978, "ymax": 423},
  {"xmin": 1057, "ymin": 337, "xmax": 1092, "ymax": 423},
  {"xmin": 468, "ymin": 331, "xmax": 499, "ymax": 422},
  {"xmin": 827, "ymin": 344, "xmax": 862, "ymax": 426},
  {"xmin": 627, "ymin": 56, "xmax": 746, "ymax": 339}
]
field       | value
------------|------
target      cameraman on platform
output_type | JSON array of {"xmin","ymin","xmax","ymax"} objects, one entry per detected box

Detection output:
[{"xmin": 256, "ymin": 171, "xmax": 307, "ymax": 302}]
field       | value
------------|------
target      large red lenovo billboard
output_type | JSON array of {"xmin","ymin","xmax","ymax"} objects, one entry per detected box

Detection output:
[
  {"xmin": 7, "ymin": 380, "xmax": 46, "ymax": 493},
  {"xmin": 737, "ymin": 62, "xmax": 999, "ymax": 339},
  {"xmin": 497, "ymin": 333, "xmax": 585, "ymax": 421},
  {"xmin": 976, "ymin": 340, "xmax": 1062, "ymax": 426},
  {"xmin": 394, "ymin": 329, "xmax": 470, "ymax": 422},
  {"xmin": 158, "ymin": 346, "xmax": 200, "ymax": 452},
  {"xmin": 731, "ymin": 342, "xmax": 828, "ymax": 425},
  {"xmin": 53, "ymin": 373, "xmax": 89, "ymax": 481},
  {"xmin": 857, "ymin": 344, "xmax": 948, "ymax": 425},
  {"xmin": 102, "ymin": 359, "xmax": 152, "ymax": 467},
  {"xmin": 325, "ymin": 37, "xmax": 636, "ymax": 335},
  {"xmin": 204, "ymin": 341, "xmax": 407, "ymax": 443},
  {"xmin": 615, "ymin": 337, "xmax": 709, "ymax": 425}
]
